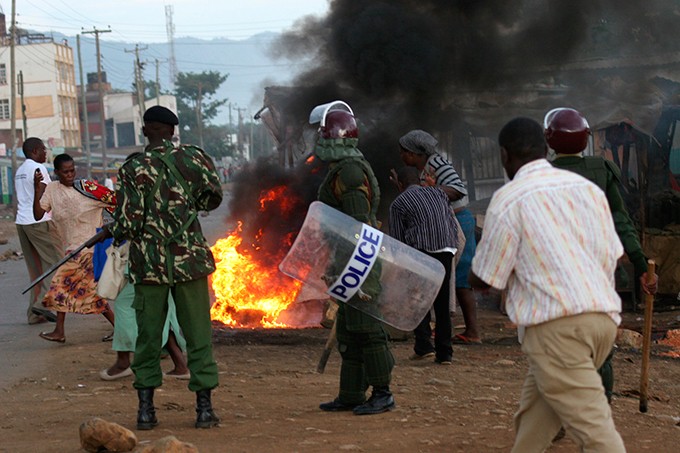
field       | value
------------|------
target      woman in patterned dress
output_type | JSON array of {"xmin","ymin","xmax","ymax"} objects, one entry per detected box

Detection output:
[{"xmin": 33, "ymin": 154, "xmax": 116, "ymax": 343}]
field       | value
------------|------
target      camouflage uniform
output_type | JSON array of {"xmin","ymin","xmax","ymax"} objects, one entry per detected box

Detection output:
[
  {"xmin": 109, "ymin": 139, "xmax": 223, "ymax": 392},
  {"xmin": 552, "ymin": 154, "xmax": 647, "ymax": 403},
  {"xmin": 316, "ymin": 137, "xmax": 394, "ymax": 405}
]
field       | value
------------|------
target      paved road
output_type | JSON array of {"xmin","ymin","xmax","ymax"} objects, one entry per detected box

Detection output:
[{"xmin": 0, "ymin": 188, "xmax": 232, "ymax": 389}]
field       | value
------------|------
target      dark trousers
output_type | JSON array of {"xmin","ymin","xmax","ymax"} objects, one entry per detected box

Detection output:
[
  {"xmin": 598, "ymin": 349, "xmax": 615, "ymax": 403},
  {"xmin": 132, "ymin": 278, "xmax": 218, "ymax": 392},
  {"xmin": 336, "ymin": 305, "xmax": 394, "ymax": 404},
  {"xmin": 413, "ymin": 251, "xmax": 453, "ymax": 361}
]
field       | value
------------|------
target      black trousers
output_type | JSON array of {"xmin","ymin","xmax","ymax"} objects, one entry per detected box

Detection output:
[{"xmin": 413, "ymin": 251, "xmax": 453, "ymax": 361}]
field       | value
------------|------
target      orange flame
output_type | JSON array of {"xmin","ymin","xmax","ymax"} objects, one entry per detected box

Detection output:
[
  {"xmin": 210, "ymin": 222, "xmax": 302, "ymax": 328},
  {"xmin": 210, "ymin": 185, "xmax": 304, "ymax": 328}
]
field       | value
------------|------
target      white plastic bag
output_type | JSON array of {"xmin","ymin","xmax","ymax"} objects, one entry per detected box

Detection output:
[{"xmin": 97, "ymin": 242, "xmax": 130, "ymax": 300}]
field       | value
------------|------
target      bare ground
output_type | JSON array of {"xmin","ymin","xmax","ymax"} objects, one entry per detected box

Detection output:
[
  {"xmin": 0, "ymin": 307, "xmax": 679, "ymax": 453},
  {"xmin": 1, "ymin": 203, "xmax": 680, "ymax": 452}
]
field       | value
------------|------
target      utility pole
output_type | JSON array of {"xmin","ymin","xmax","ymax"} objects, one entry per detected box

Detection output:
[
  {"xmin": 82, "ymin": 26, "xmax": 111, "ymax": 177},
  {"xmin": 236, "ymin": 107, "xmax": 246, "ymax": 156},
  {"xmin": 125, "ymin": 44, "xmax": 147, "ymax": 115},
  {"xmin": 152, "ymin": 58, "xmax": 167, "ymax": 105},
  {"xmin": 18, "ymin": 70, "xmax": 26, "ymax": 137},
  {"xmin": 249, "ymin": 110, "xmax": 254, "ymax": 160},
  {"xmin": 195, "ymin": 81, "xmax": 204, "ymax": 149},
  {"xmin": 9, "ymin": 0, "xmax": 17, "ymax": 207},
  {"xmin": 77, "ymin": 34, "xmax": 92, "ymax": 178}
]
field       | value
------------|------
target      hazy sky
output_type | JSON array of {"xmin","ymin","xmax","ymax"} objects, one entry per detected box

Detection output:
[{"xmin": 7, "ymin": 0, "xmax": 330, "ymax": 41}]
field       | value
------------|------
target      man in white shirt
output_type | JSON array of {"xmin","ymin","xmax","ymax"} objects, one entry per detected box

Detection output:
[
  {"xmin": 103, "ymin": 176, "xmax": 114, "ymax": 191},
  {"xmin": 470, "ymin": 118, "xmax": 626, "ymax": 452},
  {"xmin": 14, "ymin": 137, "xmax": 63, "ymax": 324}
]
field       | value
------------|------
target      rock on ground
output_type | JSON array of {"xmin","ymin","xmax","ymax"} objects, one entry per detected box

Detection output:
[
  {"xmin": 79, "ymin": 417, "xmax": 137, "ymax": 452},
  {"xmin": 134, "ymin": 436, "xmax": 199, "ymax": 453}
]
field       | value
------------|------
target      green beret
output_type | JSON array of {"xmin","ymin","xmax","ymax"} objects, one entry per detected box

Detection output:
[{"xmin": 143, "ymin": 106, "xmax": 179, "ymax": 126}]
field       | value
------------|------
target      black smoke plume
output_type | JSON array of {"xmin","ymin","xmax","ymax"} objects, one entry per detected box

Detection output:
[{"xmin": 227, "ymin": 0, "xmax": 680, "ymax": 249}]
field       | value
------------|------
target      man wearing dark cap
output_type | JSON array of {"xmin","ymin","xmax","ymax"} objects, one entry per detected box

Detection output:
[{"xmin": 105, "ymin": 105, "xmax": 223, "ymax": 430}]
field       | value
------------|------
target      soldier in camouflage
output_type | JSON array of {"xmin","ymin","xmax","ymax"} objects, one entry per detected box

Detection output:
[
  {"xmin": 310, "ymin": 101, "xmax": 395, "ymax": 416},
  {"xmin": 106, "ymin": 106, "xmax": 223, "ymax": 430},
  {"xmin": 545, "ymin": 107, "xmax": 658, "ymax": 404}
]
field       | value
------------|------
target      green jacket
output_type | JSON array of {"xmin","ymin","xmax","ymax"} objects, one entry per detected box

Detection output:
[
  {"xmin": 316, "ymin": 138, "xmax": 380, "ymax": 227},
  {"xmin": 110, "ymin": 140, "xmax": 223, "ymax": 285},
  {"xmin": 552, "ymin": 155, "xmax": 647, "ymax": 277},
  {"xmin": 316, "ymin": 138, "xmax": 383, "ymax": 331}
]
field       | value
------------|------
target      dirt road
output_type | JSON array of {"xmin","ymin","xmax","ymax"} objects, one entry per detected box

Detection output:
[{"xmin": 1, "ymin": 195, "xmax": 679, "ymax": 452}]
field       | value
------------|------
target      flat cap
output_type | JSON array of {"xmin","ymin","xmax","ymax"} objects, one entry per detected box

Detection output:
[{"xmin": 143, "ymin": 106, "xmax": 179, "ymax": 126}]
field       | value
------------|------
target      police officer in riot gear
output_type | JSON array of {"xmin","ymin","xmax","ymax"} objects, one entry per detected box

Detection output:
[
  {"xmin": 546, "ymin": 107, "xmax": 658, "ymax": 403},
  {"xmin": 310, "ymin": 101, "xmax": 395, "ymax": 415}
]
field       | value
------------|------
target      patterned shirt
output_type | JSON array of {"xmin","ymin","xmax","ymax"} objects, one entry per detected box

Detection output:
[
  {"xmin": 421, "ymin": 154, "xmax": 468, "ymax": 210},
  {"xmin": 389, "ymin": 185, "xmax": 458, "ymax": 253},
  {"xmin": 109, "ymin": 140, "xmax": 223, "ymax": 285},
  {"xmin": 471, "ymin": 159, "xmax": 623, "ymax": 326}
]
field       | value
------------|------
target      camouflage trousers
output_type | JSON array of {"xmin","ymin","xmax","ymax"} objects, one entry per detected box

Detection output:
[
  {"xmin": 335, "ymin": 305, "xmax": 394, "ymax": 405},
  {"xmin": 131, "ymin": 278, "xmax": 218, "ymax": 392}
]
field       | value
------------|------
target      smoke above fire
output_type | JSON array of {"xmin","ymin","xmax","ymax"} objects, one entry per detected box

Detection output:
[
  {"xmin": 226, "ymin": 157, "xmax": 325, "ymax": 263},
  {"xmin": 269, "ymin": 0, "xmax": 680, "ymax": 167},
  {"xmin": 213, "ymin": 1, "xmax": 680, "ymax": 327},
  {"xmin": 275, "ymin": 1, "xmax": 678, "ymax": 116}
]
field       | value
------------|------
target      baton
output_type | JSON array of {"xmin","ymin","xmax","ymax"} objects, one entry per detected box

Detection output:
[
  {"xmin": 21, "ymin": 228, "xmax": 109, "ymax": 295},
  {"xmin": 317, "ymin": 317, "xmax": 338, "ymax": 374},
  {"xmin": 639, "ymin": 260, "xmax": 656, "ymax": 413}
]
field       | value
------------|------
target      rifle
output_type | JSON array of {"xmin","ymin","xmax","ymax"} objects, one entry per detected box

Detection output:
[{"xmin": 21, "ymin": 228, "xmax": 110, "ymax": 295}]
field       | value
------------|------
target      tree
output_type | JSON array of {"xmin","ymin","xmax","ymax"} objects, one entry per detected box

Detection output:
[
  {"xmin": 174, "ymin": 71, "xmax": 228, "ymax": 150},
  {"xmin": 143, "ymin": 79, "xmax": 162, "ymax": 100}
]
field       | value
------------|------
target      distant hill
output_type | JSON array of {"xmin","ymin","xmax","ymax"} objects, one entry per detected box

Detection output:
[{"xmin": 53, "ymin": 32, "xmax": 299, "ymax": 124}]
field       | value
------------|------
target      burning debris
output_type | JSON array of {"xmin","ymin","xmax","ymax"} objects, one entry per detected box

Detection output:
[{"xmin": 209, "ymin": 158, "xmax": 325, "ymax": 328}]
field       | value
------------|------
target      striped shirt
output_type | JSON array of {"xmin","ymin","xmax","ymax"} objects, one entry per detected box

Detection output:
[
  {"xmin": 471, "ymin": 159, "xmax": 623, "ymax": 326},
  {"xmin": 389, "ymin": 185, "xmax": 459, "ymax": 253},
  {"xmin": 421, "ymin": 154, "xmax": 468, "ymax": 210}
]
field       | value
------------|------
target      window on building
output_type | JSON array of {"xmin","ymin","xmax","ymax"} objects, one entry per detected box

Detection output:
[
  {"xmin": 0, "ymin": 99, "xmax": 9, "ymax": 119},
  {"xmin": 58, "ymin": 63, "xmax": 69, "ymax": 84},
  {"xmin": 0, "ymin": 64, "xmax": 6, "ymax": 85},
  {"xmin": 116, "ymin": 122, "xmax": 136, "ymax": 147}
]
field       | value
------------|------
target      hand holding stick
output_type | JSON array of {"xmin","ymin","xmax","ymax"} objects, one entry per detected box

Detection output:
[{"xmin": 21, "ymin": 226, "xmax": 113, "ymax": 295}]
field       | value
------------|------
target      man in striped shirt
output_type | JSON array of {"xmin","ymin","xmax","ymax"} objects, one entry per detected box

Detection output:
[
  {"xmin": 470, "ymin": 117, "xmax": 625, "ymax": 452},
  {"xmin": 398, "ymin": 130, "xmax": 480, "ymax": 344},
  {"xmin": 389, "ymin": 166, "xmax": 459, "ymax": 364}
]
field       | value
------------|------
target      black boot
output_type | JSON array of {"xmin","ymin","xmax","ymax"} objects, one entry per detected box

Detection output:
[
  {"xmin": 319, "ymin": 398, "xmax": 363, "ymax": 412},
  {"xmin": 195, "ymin": 389, "xmax": 220, "ymax": 429},
  {"xmin": 136, "ymin": 388, "xmax": 158, "ymax": 430},
  {"xmin": 352, "ymin": 386, "xmax": 395, "ymax": 415}
]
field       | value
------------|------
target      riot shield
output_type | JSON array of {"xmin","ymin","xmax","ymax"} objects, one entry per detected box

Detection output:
[{"xmin": 279, "ymin": 201, "xmax": 446, "ymax": 331}]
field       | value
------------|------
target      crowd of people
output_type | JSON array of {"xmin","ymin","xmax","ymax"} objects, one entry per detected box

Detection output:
[{"xmin": 13, "ymin": 102, "xmax": 658, "ymax": 451}]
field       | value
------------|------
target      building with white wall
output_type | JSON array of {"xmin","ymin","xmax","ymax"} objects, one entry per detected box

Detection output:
[{"xmin": 0, "ymin": 31, "xmax": 80, "ymax": 154}]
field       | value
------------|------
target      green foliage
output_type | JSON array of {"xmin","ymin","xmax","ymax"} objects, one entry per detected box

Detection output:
[
  {"xmin": 143, "ymin": 79, "xmax": 162, "ymax": 100},
  {"xmin": 173, "ymin": 71, "xmax": 229, "ymax": 151},
  {"xmin": 182, "ymin": 124, "xmax": 236, "ymax": 159}
]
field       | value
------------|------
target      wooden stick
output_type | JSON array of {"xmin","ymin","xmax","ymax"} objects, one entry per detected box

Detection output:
[
  {"xmin": 639, "ymin": 260, "xmax": 656, "ymax": 413},
  {"xmin": 317, "ymin": 317, "xmax": 337, "ymax": 374}
]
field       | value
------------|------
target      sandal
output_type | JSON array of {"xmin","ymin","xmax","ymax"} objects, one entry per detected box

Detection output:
[
  {"xmin": 39, "ymin": 332, "xmax": 65, "ymax": 343},
  {"xmin": 99, "ymin": 367, "xmax": 133, "ymax": 381},
  {"xmin": 102, "ymin": 332, "xmax": 114, "ymax": 342},
  {"xmin": 452, "ymin": 333, "xmax": 482, "ymax": 345}
]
